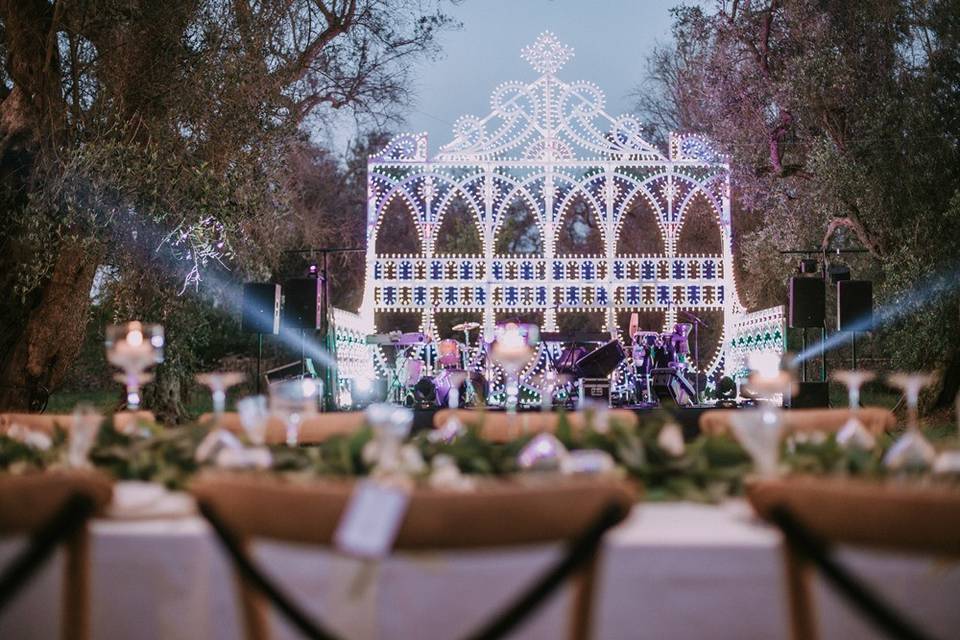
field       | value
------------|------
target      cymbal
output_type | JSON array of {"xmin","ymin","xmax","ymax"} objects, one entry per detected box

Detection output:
[{"xmin": 452, "ymin": 321, "xmax": 481, "ymax": 332}]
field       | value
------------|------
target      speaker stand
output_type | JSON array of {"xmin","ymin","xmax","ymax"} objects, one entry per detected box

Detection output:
[
  {"xmin": 299, "ymin": 330, "xmax": 305, "ymax": 379},
  {"xmin": 256, "ymin": 333, "xmax": 263, "ymax": 395},
  {"xmin": 800, "ymin": 329, "xmax": 807, "ymax": 382}
]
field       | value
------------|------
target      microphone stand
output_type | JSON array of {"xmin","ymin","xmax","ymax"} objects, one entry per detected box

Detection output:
[{"xmin": 681, "ymin": 311, "xmax": 710, "ymax": 405}]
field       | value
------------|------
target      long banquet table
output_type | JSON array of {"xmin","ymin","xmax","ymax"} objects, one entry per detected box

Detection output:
[{"xmin": 1, "ymin": 496, "xmax": 958, "ymax": 639}]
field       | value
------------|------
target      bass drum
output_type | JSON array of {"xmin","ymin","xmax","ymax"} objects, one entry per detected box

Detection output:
[
  {"xmin": 434, "ymin": 370, "xmax": 487, "ymax": 407},
  {"xmin": 395, "ymin": 355, "xmax": 424, "ymax": 387}
]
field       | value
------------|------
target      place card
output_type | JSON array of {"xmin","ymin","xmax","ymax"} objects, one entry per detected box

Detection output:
[{"xmin": 334, "ymin": 480, "xmax": 410, "ymax": 559}]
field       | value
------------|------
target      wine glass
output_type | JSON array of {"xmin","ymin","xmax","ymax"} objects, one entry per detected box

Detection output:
[
  {"xmin": 729, "ymin": 352, "xmax": 795, "ymax": 476},
  {"xmin": 237, "ymin": 395, "xmax": 270, "ymax": 446},
  {"xmin": 105, "ymin": 322, "xmax": 164, "ymax": 411},
  {"xmin": 269, "ymin": 378, "xmax": 320, "ymax": 446},
  {"xmin": 68, "ymin": 403, "xmax": 102, "ymax": 468},
  {"xmin": 196, "ymin": 372, "xmax": 246, "ymax": 429},
  {"xmin": 833, "ymin": 370, "xmax": 877, "ymax": 450},
  {"xmin": 364, "ymin": 403, "xmax": 413, "ymax": 474},
  {"xmin": 492, "ymin": 324, "xmax": 533, "ymax": 415},
  {"xmin": 884, "ymin": 373, "xmax": 936, "ymax": 469}
]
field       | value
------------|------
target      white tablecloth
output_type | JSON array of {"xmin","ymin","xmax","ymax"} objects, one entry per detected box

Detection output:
[{"xmin": 1, "ymin": 499, "xmax": 958, "ymax": 639}]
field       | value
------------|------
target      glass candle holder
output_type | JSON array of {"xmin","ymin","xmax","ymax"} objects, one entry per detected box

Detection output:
[{"xmin": 105, "ymin": 322, "xmax": 164, "ymax": 411}]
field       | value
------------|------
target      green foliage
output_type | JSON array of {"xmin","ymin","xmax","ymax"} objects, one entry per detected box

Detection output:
[
  {"xmin": 3, "ymin": 410, "xmax": 958, "ymax": 499},
  {"xmin": 639, "ymin": 1, "xmax": 960, "ymax": 403}
]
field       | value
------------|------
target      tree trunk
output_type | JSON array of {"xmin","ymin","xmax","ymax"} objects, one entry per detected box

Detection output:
[
  {"xmin": 934, "ymin": 348, "xmax": 960, "ymax": 411},
  {"xmin": 0, "ymin": 241, "xmax": 101, "ymax": 410},
  {"xmin": 143, "ymin": 361, "xmax": 189, "ymax": 425}
]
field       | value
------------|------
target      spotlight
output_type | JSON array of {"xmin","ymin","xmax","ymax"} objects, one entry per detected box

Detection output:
[
  {"xmin": 413, "ymin": 377, "xmax": 436, "ymax": 409},
  {"xmin": 307, "ymin": 262, "xmax": 320, "ymax": 278}
]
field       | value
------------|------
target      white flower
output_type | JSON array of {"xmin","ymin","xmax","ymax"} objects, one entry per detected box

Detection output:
[
  {"xmin": 399, "ymin": 444, "xmax": 427, "ymax": 475},
  {"xmin": 657, "ymin": 423, "xmax": 685, "ymax": 457},
  {"xmin": 428, "ymin": 455, "xmax": 475, "ymax": 491},
  {"xmin": 7, "ymin": 424, "xmax": 52, "ymax": 451},
  {"xmin": 361, "ymin": 439, "xmax": 381, "ymax": 466}
]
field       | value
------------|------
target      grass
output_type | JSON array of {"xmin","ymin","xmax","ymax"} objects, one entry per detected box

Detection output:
[{"xmin": 45, "ymin": 388, "xmax": 218, "ymax": 418}]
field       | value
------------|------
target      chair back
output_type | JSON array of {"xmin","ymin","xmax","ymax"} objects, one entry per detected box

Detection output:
[
  {"xmin": 199, "ymin": 412, "xmax": 367, "ymax": 445},
  {"xmin": 193, "ymin": 473, "xmax": 635, "ymax": 640},
  {"xmin": 0, "ymin": 471, "xmax": 113, "ymax": 640},
  {"xmin": 747, "ymin": 476, "xmax": 960, "ymax": 556},
  {"xmin": 433, "ymin": 409, "xmax": 638, "ymax": 443},
  {"xmin": 193, "ymin": 473, "xmax": 634, "ymax": 549},
  {"xmin": 699, "ymin": 407, "xmax": 895, "ymax": 438},
  {"xmin": 0, "ymin": 471, "xmax": 113, "ymax": 535}
]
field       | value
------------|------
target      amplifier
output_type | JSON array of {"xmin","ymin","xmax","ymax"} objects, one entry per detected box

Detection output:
[{"xmin": 581, "ymin": 378, "xmax": 611, "ymax": 402}]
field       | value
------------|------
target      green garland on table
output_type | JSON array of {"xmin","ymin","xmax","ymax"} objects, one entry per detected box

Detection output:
[{"xmin": 0, "ymin": 411, "xmax": 956, "ymax": 501}]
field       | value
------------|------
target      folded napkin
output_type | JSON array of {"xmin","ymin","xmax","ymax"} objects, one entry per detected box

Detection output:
[{"xmin": 105, "ymin": 481, "xmax": 196, "ymax": 520}]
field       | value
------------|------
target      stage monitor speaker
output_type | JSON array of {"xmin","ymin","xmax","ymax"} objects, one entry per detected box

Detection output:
[
  {"xmin": 837, "ymin": 280, "xmax": 873, "ymax": 332},
  {"xmin": 784, "ymin": 381, "xmax": 830, "ymax": 408},
  {"xmin": 575, "ymin": 340, "xmax": 626, "ymax": 378},
  {"xmin": 241, "ymin": 283, "xmax": 281, "ymax": 334},
  {"xmin": 788, "ymin": 277, "xmax": 825, "ymax": 328},
  {"xmin": 651, "ymin": 368, "xmax": 697, "ymax": 407},
  {"xmin": 283, "ymin": 277, "xmax": 323, "ymax": 331}
]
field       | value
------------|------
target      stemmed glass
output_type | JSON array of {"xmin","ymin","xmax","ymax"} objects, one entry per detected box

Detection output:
[
  {"xmin": 492, "ymin": 324, "xmax": 532, "ymax": 415},
  {"xmin": 729, "ymin": 352, "xmax": 794, "ymax": 476},
  {"xmin": 433, "ymin": 372, "xmax": 468, "ymax": 443},
  {"xmin": 68, "ymin": 403, "xmax": 102, "ymax": 468},
  {"xmin": 833, "ymin": 370, "xmax": 877, "ymax": 450},
  {"xmin": 237, "ymin": 396, "xmax": 270, "ymax": 446},
  {"xmin": 196, "ymin": 372, "xmax": 246, "ymax": 429},
  {"xmin": 105, "ymin": 322, "xmax": 164, "ymax": 411},
  {"xmin": 884, "ymin": 373, "xmax": 936, "ymax": 469},
  {"xmin": 269, "ymin": 378, "xmax": 320, "ymax": 446},
  {"xmin": 365, "ymin": 403, "xmax": 414, "ymax": 474}
]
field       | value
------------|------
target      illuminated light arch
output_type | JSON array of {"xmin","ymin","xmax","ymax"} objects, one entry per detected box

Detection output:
[{"xmin": 356, "ymin": 32, "xmax": 785, "ymax": 390}]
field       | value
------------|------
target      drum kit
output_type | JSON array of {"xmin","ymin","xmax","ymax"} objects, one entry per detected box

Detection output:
[
  {"xmin": 366, "ymin": 317, "xmax": 704, "ymax": 409},
  {"xmin": 366, "ymin": 323, "xmax": 487, "ymax": 408}
]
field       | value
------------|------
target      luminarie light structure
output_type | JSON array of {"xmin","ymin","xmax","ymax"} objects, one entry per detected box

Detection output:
[{"xmin": 354, "ymin": 33, "xmax": 784, "ymax": 392}]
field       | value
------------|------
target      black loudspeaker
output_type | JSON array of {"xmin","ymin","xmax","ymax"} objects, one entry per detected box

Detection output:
[
  {"xmin": 788, "ymin": 277, "xmax": 825, "ymax": 328},
  {"xmin": 784, "ymin": 381, "xmax": 830, "ymax": 408},
  {"xmin": 283, "ymin": 277, "xmax": 323, "ymax": 330},
  {"xmin": 241, "ymin": 283, "xmax": 281, "ymax": 334},
  {"xmin": 837, "ymin": 280, "xmax": 873, "ymax": 331},
  {"xmin": 575, "ymin": 340, "xmax": 626, "ymax": 378}
]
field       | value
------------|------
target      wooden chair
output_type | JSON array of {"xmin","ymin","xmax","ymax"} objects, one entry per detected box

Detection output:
[
  {"xmin": 198, "ymin": 411, "xmax": 368, "ymax": 445},
  {"xmin": 0, "ymin": 471, "xmax": 113, "ymax": 640},
  {"xmin": 0, "ymin": 411, "xmax": 155, "ymax": 435},
  {"xmin": 192, "ymin": 473, "xmax": 636, "ymax": 640},
  {"xmin": 746, "ymin": 476, "xmax": 960, "ymax": 640},
  {"xmin": 699, "ymin": 407, "xmax": 895, "ymax": 438},
  {"xmin": 433, "ymin": 409, "xmax": 639, "ymax": 443}
]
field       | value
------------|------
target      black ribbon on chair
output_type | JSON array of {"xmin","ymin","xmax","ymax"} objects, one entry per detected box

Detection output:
[
  {"xmin": 463, "ymin": 501, "xmax": 625, "ymax": 640},
  {"xmin": 198, "ymin": 501, "xmax": 343, "ymax": 640},
  {"xmin": 199, "ymin": 500, "xmax": 626, "ymax": 640},
  {"xmin": 770, "ymin": 505, "xmax": 941, "ymax": 640},
  {"xmin": 0, "ymin": 493, "xmax": 96, "ymax": 613}
]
